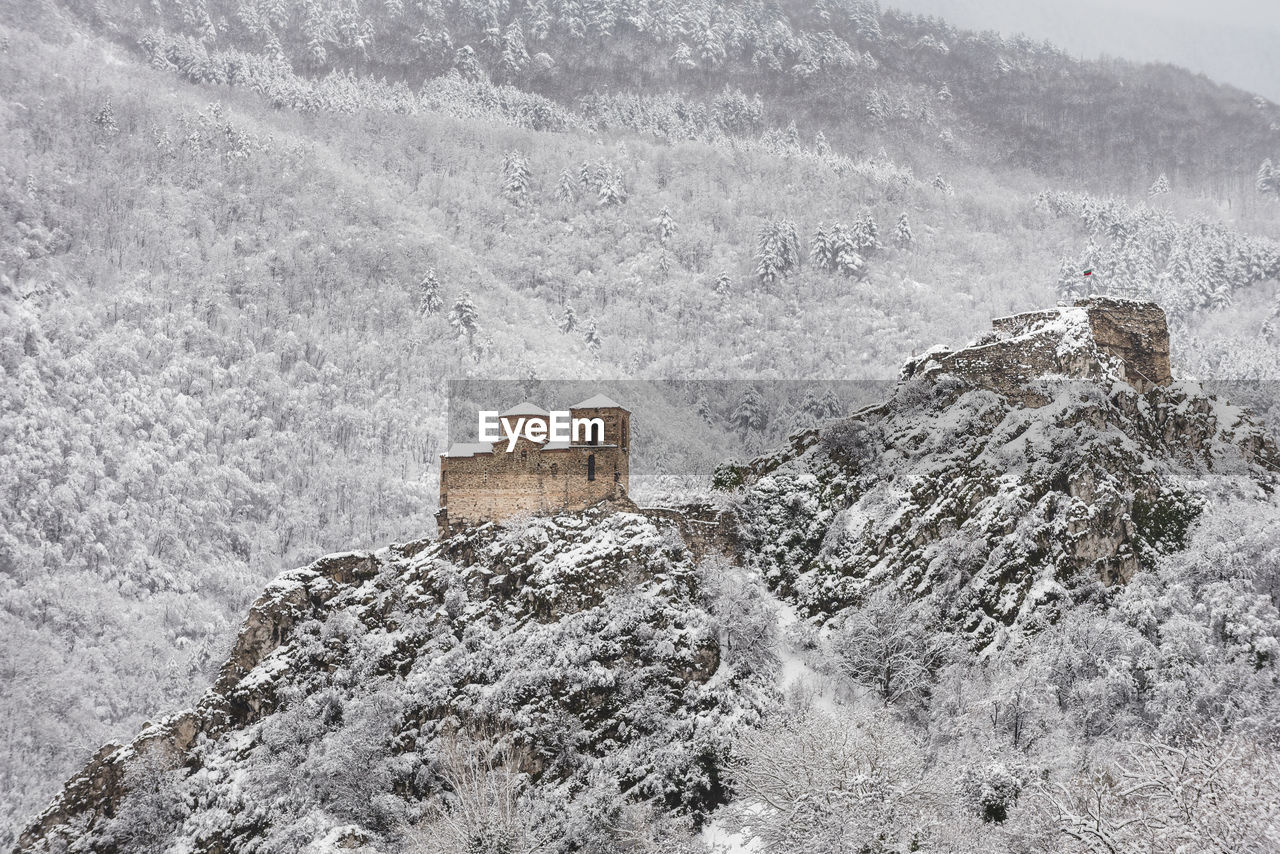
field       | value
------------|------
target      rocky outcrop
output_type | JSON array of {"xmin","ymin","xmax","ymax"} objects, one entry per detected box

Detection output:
[
  {"xmin": 14, "ymin": 512, "xmax": 741, "ymax": 853},
  {"xmin": 734, "ymin": 301, "xmax": 1276, "ymax": 646},
  {"xmin": 901, "ymin": 296, "xmax": 1173, "ymax": 404}
]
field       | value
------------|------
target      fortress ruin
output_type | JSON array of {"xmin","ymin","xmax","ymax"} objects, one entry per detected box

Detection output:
[
  {"xmin": 436, "ymin": 395, "xmax": 631, "ymax": 536},
  {"xmin": 902, "ymin": 296, "xmax": 1172, "ymax": 401}
]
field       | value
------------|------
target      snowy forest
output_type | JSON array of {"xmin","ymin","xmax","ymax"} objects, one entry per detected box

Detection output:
[{"xmin": 2, "ymin": 0, "xmax": 1280, "ymax": 851}]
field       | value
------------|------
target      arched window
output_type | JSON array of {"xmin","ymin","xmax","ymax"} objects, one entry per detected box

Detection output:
[
  {"xmin": 587, "ymin": 454, "xmax": 596, "ymax": 481},
  {"xmin": 591, "ymin": 422, "xmax": 602, "ymax": 445}
]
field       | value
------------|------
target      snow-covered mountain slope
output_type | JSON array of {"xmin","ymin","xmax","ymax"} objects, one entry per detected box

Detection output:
[
  {"xmin": 19, "ymin": 302, "xmax": 1280, "ymax": 852},
  {"xmin": 729, "ymin": 307, "xmax": 1279, "ymax": 647},
  {"xmin": 16, "ymin": 510, "xmax": 774, "ymax": 852}
]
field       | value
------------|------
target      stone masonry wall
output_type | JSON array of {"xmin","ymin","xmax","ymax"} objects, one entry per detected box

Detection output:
[
  {"xmin": 439, "ymin": 404, "xmax": 630, "ymax": 534},
  {"xmin": 1075, "ymin": 297, "xmax": 1172, "ymax": 389}
]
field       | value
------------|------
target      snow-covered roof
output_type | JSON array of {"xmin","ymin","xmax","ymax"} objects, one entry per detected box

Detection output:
[
  {"xmin": 571, "ymin": 394, "xmax": 627, "ymax": 410},
  {"xmin": 501, "ymin": 401, "xmax": 549, "ymax": 417},
  {"xmin": 542, "ymin": 440, "xmax": 571, "ymax": 450},
  {"xmin": 444, "ymin": 442, "xmax": 494, "ymax": 458}
]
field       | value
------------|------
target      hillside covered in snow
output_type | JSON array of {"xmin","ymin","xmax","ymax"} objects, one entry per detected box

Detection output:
[{"xmin": 17, "ymin": 305, "xmax": 1280, "ymax": 853}]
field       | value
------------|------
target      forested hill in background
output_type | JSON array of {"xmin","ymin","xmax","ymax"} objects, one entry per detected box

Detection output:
[
  {"xmin": 53, "ymin": 0, "xmax": 1280, "ymax": 203},
  {"xmin": 3, "ymin": 0, "xmax": 1280, "ymax": 845}
]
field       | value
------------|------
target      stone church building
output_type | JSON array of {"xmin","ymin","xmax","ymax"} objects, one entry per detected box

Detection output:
[{"xmin": 436, "ymin": 394, "xmax": 631, "ymax": 535}]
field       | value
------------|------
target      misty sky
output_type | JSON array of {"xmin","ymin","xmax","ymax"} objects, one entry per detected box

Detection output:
[{"xmin": 886, "ymin": 0, "xmax": 1280, "ymax": 101}]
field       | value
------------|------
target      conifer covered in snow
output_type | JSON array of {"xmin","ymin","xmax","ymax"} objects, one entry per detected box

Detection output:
[
  {"xmin": 500, "ymin": 150, "xmax": 532, "ymax": 206},
  {"xmin": 755, "ymin": 218, "xmax": 801, "ymax": 286}
]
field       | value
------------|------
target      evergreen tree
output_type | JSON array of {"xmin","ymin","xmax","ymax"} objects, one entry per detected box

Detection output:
[
  {"xmin": 1258, "ymin": 159, "xmax": 1277, "ymax": 197},
  {"xmin": 713, "ymin": 271, "xmax": 733, "ymax": 295},
  {"xmin": 91, "ymin": 98, "xmax": 118, "ymax": 143},
  {"xmin": 852, "ymin": 212, "xmax": 881, "ymax": 255},
  {"xmin": 555, "ymin": 168, "xmax": 576, "ymax": 203},
  {"xmin": 932, "ymin": 173, "xmax": 954, "ymax": 195},
  {"xmin": 596, "ymin": 167, "xmax": 627, "ymax": 207},
  {"xmin": 416, "ymin": 269, "xmax": 443, "ymax": 316},
  {"xmin": 449, "ymin": 294, "xmax": 480, "ymax": 345},
  {"xmin": 501, "ymin": 151, "xmax": 532, "ymax": 206},
  {"xmin": 893, "ymin": 212, "xmax": 914, "ymax": 249},
  {"xmin": 558, "ymin": 305, "xmax": 578, "ymax": 334},
  {"xmin": 654, "ymin": 206, "xmax": 677, "ymax": 244},
  {"xmin": 583, "ymin": 320, "xmax": 601, "ymax": 355},
  {"xmin": 1148, "ymin": 173, "xmax": 1171, "ymax": 196},
  {"xmin": 732, "ymin": 387, "xmax": 767, "ymax": 438},
  {"xmin": 755, "ymin": 219, "xmax": 800, "ymax": 287},
  {"xmin": 499, "ymin": 22, "xmax": 528, "ymax": 78}
]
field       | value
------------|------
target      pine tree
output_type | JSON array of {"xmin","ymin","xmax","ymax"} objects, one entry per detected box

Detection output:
[
  {"xmin": 1148, "ymin": 174, "xmax": 1171, "ymax": 197},
  {"xmin": 893, "ymin": 212, "xmax": 914, "ymax": 249},
  {"xmin": 814, "ymin": 130, "xmax": 831, "ymax": 157},
  {"xmin": 501, "ymin": 151, "xmax": 532, "ymax": 206},
  {"xmin": 416, "ymin": 269, "xmax": 443, "ymax": 315},
  {"xmin": 555, "ymin": 168, "xmax": 576, "ymax": 203},
  {"xmin": 1258, "ymin": 159, "xmax": 1276, "ymax": 197},
  {"xmin": 713, "ymin": 271, "xmax": 733, "ymax": 295},
  {"xmin": 596, "ymin": 167, "xmax": 627, "ymax": 207},
  {"xmin": 654, "ymin": 206, "xmax": 677, "ymax": 244},
  {"xmin": 583, "ymin": 321, "xmax": 601, "ymax": 355},
  {"xmin": 732, "ymin": 387, "xmax": 767, "ymax": 438},
  {"xmin": 558, "ymin": 305, "xmax": 578, "ymax": 334},
  {"xmin": 91, "ymin": 98, "xmax": 118, "ymax": 143},
  {"xmin": 852, "ymin": 212, "xmax": 881, "ymax": 255},
  {"xmin": 931, "ymin": 173, "xmax": 953, "ymax": 195},
  {"xmin": 499, "ymin": 22, "xmax": 528, "ymax": 78},
  {"xmin": 756, "ymin": 219, "xmax": 801, "ymax": 287},
  {"xmin": 810, "ymin": 224, "xmax": 834, "ymax": 270},
  {"xmin": 449, "ymin": 294, "xmax": 480, "ymax": 345}
]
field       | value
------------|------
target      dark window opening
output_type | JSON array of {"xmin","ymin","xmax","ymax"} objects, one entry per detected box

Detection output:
[
  {"xmin": 591, "ymin": 423, "xmax": 602, "ymax": 445},
  {"xmin": 587, "ymin": 454, "xmax": 596, "ymax": 481}
]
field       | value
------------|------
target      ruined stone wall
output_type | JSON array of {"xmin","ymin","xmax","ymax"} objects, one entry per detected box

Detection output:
[
  {"xmin": 1075, "ymin": 297, "xmax": 1171, "ymax": 388},
  {"xmin": 934, "ymin": 328, "xmax": 1100, "ymax": 403}
]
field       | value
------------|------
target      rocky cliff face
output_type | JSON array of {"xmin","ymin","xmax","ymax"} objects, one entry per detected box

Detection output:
[
  {"xmin": 16, "ymin": 513, "xmax": 761, "ymax": 853},
  {"xmin": 729, "ymin": 302, "xmax": 1276, "ymax": 646}
]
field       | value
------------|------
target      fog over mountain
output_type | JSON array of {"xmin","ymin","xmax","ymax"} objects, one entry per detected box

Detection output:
[{"xmin": 888, "ymin": 0, "xmax": 1280, "ymax": 101}]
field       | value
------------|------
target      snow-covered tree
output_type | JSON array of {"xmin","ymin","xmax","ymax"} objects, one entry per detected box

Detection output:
[
  {"xmin": 582, "ymin": 320, "xmax": 601, "ymax": 354},
  {"xmin": 893, "ymin": 212, "xmax": 913, "ymax": 249},
  {"xmin": 448, "ymin": 293, "xmax": 480, "ymax": 345},
  {"xmin": 653, "ymin": 205, "xmax": 676, "ymax": 244},
  {"xmin": 724, "ymin": 707, "xmax": 932, "ymax": 853},
  {"xmin": 755, "ymin": 219, "xmax": 801, "ymax": 287},
  {"xmin": 1148, "ymin": 173, "xmax": 1170, "ymax": 196},
  {"xmin": 416, "ymin": 269, "xmax": 443, "ymax": 315},
  {"xmin": 501, "ymin": 150, "xmax": 532, "ymax": 206},
  {"xmin": 712, "ymin": 271, "xmax": 733, "ymax": 295},
  {"xmin": 596, "ymin": 166, "xmax": 626, "ymax": 207},
  {"xmin": 1257, "ymin": 158, "xmax": 1276, "ymax": 197},
  {"xmin": 835, "ymin": 590, "xmax": 945, "ymax": 707},
  {"xmin": 555, "ymin": 167, "xmax": 576, "ymax": 203},
  {"xmin": 732, "ymin": 386, "xmax": 768, "ymax": 438},
  {"xmin": 558, "ymin": 304, "xmax": 578, "ymax": 334}
]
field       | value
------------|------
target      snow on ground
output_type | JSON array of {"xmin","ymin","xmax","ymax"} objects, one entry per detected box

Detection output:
[
  {"xmin": 773, "ymin": 595, "xmax": 843, "ymax": 714},
  {"xmin": 701, "ymin": 815, "xmax": 764, "ymax": 854}
]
